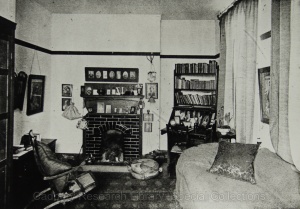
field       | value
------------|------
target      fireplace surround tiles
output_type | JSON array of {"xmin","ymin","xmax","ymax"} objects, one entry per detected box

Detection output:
[{"xmin": 83, "ymin": 113, "xmax": 142, "ymax": 162}]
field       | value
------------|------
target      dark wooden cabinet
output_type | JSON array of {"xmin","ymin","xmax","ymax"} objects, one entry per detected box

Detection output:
[
  {"xmin": 12, "ymin": 139, "xmax": 56, "ymax": 209},
  {"xmin": 0, "ymin": 16, "xmax": 16, "ymax": 209},
  {"xmin": 12, "ymin": 150, "xmax": 44, "ymax": 209}
]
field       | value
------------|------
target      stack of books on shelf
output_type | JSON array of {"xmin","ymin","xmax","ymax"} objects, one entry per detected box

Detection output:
[
  {"xmin": 175, "ymin": 60, "xmax": 218, "ymax": 74},
  {"xmin": 175, "ymin": 92, "xmax": 216, "ymax": 106},
  {"xmin": 175, "ymin": 77, "xmax": 217, "ymax": 90}
]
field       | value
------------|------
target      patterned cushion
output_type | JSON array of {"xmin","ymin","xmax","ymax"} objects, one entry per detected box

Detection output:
[
  {"xmin": 208, "ymin": 141, "xmax": 261, "ymax": 184},
  {"xmin": 36, "ymin": 141, "xmax": 72, "ymax": 176}
]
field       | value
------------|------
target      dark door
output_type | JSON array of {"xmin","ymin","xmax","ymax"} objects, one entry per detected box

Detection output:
[{"xmin": 0, "ymin": 16, "xmax": 16, "ymax": 209}]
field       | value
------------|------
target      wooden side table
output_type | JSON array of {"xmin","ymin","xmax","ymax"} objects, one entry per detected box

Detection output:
[{"xmin": 216, "ymin": 132, "xmax": 236, "ymax": 143}]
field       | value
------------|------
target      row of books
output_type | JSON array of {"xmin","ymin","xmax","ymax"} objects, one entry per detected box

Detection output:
[
  {"xmin": 175, "ymin": 92, "xmax": 216, "ymax": 106},
  {"xmin": 175, "ymin": 77, "xmax": 217, "ymax": 90},
  {"xmin": 175, "ymin": 60, "xmax": 218, "ymax": 74}
]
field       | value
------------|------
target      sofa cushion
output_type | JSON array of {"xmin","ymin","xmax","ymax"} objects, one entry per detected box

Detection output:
[{"xmin": 208, "ymin": 141, "xmax": 260, "ymax": 184}]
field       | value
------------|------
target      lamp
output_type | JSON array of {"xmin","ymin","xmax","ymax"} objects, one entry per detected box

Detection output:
[
  {"xmin": 138, "ymin": 98, "xmax": 145, "ymax": 109},
  {"xmin": 147, "ymin": 55, "xmax": 156, "ymax": 82}
]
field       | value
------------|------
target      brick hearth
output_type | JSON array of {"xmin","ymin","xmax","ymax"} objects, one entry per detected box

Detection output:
[{"xmin": 83, "ymin": 113, "xmax": 142, "ymax": 161}]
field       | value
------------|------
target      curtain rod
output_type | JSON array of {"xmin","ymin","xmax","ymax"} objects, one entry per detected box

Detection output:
[{"xmin": 217, "ymin": 0, "xmax": 242, "ymax": 20}]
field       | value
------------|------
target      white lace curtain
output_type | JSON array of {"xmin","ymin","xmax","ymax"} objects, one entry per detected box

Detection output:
[
  {"xmin": 219, "ymin": 0, "xmax": 258, "ymax": 143},
  {"xmin": 271, "ymin": 0, "xmax": 300, "ymax": 171}
]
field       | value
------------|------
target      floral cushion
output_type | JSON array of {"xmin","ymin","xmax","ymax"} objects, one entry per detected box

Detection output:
[{"xmin": 208, "ymin": 141, "xmax": 261, "ymax": 184}]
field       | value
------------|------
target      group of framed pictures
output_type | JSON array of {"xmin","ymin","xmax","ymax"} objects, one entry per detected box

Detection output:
[
  {"xmin": 85, "ymin": 67, "xmax": 139, "ymax": 82},
  {"xmin": 61, "ymin": 84, "xmax": 73, "ymax": 111}
]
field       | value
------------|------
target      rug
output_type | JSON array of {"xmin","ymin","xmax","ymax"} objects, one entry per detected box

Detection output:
[{"xmin": 28, "ymin": 172, "xmax": 180, "ymax": 209}]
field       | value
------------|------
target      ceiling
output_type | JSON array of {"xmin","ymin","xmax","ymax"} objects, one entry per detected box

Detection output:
[{"xmin": 32, "ymin": 0, "xmax": 234, "ymax": 20}]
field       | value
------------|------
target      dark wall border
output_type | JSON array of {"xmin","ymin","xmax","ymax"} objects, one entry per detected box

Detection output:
[{"xmin": 15, "ymin": 38, "xmax": 220, "ymax": 59}]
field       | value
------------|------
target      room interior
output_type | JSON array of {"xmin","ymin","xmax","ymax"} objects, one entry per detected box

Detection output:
[{"xmin": 1, "ymin": 0, "xmax": 300, "ymax": 208}]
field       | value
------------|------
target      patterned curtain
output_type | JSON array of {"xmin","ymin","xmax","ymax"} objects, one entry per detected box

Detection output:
[
  {"xmin": 219, "ymin": 0, "xmax": 258, "ymax": 143},
  {"xmin": 271, "ymin": 0, "xmax": 300, "ymax": 171}
]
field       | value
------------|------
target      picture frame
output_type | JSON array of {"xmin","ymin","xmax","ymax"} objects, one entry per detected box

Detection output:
[
  {"xmin": 258, "ymin": 67, "xmax": 270, "ymax": 124},
  {"xmin": 62, "ymin": 98, "xmax": 72, "ymax": 111},
  {"xmin": 145, "ymin": 83, "xmax": 158, "ymax": 99},
  {"xmin": 143, "ymin": 113, "xmax": 154, "ymax": 121},
  {"xmin": 144, "ymin": 123, "xmax": 152, "ymax": 132},
  {"xmin": 26, "ymin": 75, "xmax": 45, "ymax": 115},
  {"xmin": 85, "ymin": 67, "xmax": 139, "ymax": 82},
  {"xmin": 130, "ymin": 106, "xmax": 136, "ymax": 114},
  {"xmin": 62, "ymin": 84, "xmax": 73, "ymax": 97}
]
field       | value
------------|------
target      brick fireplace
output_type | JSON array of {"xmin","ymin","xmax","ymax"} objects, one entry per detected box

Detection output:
[{"xmin": 83, "ymin": 113, "xmax": 142, "ymax": 162}]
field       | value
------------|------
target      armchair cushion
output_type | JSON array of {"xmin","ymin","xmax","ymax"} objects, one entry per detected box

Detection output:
[{"xmin": 36, "ymin": 141, "xmax": 72, "ymax": 176}]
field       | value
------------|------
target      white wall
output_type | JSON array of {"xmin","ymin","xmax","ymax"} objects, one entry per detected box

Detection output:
[
  {"xmin": 0, "ymin": 0, "xmax": 15, "ymax": 22},
  {"xmin": 160, "ymin": 20, "xmax": 218, "ymax": 148},
  {"xmin": 51, "ymin": 14, "xmax": 160, "ymax": 52},
  {"xmin": 50, "ymin": 14, "xmax": 161, "ymax": 154},
  {"xmin": 14, "ymin": 0, "xmax": 52, "ymax": 145}
]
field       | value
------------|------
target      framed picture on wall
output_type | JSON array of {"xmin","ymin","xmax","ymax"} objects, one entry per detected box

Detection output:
[
  {"xmin": 144, "ymin": 123, "xmax": 152, "ymax": 132},
  {"xmin": 26, "ymin": 75, "xmax": 45, "ymax": 116},
  {"xmin": 258, "ymin": 67, "xmax": 270, "ymax": 124},
  {"xmin": 62, "ymin": 98, "xmax": 72, "ymax": 111},
  {"xmin": 85, "ymin": 67, "xmax": 139, "ymax": 82},
  {"xmin": 62, "ymin": 84, "xmax": 73, "ymax": 97},
  {"xmin": 145, "ymin": 83, "xmax": 158, "ymax": 99}
]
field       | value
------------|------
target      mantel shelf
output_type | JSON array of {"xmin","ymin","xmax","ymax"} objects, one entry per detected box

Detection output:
[{"xmin": 81, "ymin": 95, "xmax": 144, "ymax": 99}]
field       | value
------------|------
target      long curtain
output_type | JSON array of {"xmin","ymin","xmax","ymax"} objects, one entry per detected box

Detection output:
[
  {"xmin": 220, "ymin": 0, "xmax": 258, "ymax": 143},
  {"xmin": 271, "ymin": 0, "xmax": 300, "ymax": 171}
]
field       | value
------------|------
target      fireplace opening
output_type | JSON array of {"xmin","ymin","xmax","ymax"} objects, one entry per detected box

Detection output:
[{"xmin": 98, "ymin": 123, "xmax": 131, "ymax": 163}]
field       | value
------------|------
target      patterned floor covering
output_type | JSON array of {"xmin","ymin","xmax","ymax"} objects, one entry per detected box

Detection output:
[{"xmin": 29, "ymin": 172, "xmax": 179, "ymax": 209}]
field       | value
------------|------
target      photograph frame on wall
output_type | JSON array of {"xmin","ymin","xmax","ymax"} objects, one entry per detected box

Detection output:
[
  {"xmin": 62, "ymin": 84, "xmax": 73, "ymax": 97},
  {"xmin": 26, "ymin": 75, "xmax": 45, "ymax": 116},
  {"xmin": 62, "ymin": 98, "xmax": 72, "ymax": 111},
  {"xmin": 85, "ymin": 67, "xmax": 139, "ymax": 82},
  {"xmin": 144, "ymin": 123, "xmax": 152, "ymax": 132},
  {"xmin": 145, "ymin": 83, "xmax": 158, "ymax": 99},
  {"xmin": 258, "ymin": 66, "xmax": 270, "ymax": 124}
]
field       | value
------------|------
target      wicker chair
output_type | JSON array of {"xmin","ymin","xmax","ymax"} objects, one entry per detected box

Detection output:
[{"xmin": 25, "ymin": 139, "xmax": 96, "ymax": 209}]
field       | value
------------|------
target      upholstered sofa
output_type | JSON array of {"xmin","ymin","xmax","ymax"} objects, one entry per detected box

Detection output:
[{"xmin": 175, "ymin": 143, "xmax": 300, "ymax": 209}]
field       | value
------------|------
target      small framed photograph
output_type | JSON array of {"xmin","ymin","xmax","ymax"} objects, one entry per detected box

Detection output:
[
  {"xmin": 145, "ymin": 83, "xmax": 158, "ymax": 99},
  {"xmin": 174, "ymin": 116, "xmax": 180, "ymax": 125},
  {"xmin": 105, "ymin": 105, "xmax": 112, "ymax": 113},
  {"xmin": 97, "ymin": 102, "xmax": 105, "ymax": 113},
  {"xmin": 130, "ymin": 71, "xmax": 136, "ymax": 80},
  {"xmin": 143, "ymin": 113, "xmax": 154, "ymax": 121},
  {"xmin": 130, "ymin": 106, "xmax": 137, "ymax": 114},
  {"xmin": 116, "ymin": 71, "xmax": 121, "ymax": 79},
  {"xmin": 62, "ymin": 98, "xmax": 72, "ymax": 111},
  {"xmin": 200, "ymin": 115, "xmax": 211, "ymax": 128},
  {"xmin": 26, "ymin": 75, "xmax": 45, "ymax": 115},
  {"xmin": 88, "ymin": 70, "xmax": 94, "ymax": 79},
  {"xmin": 144, "ymin": 123, "xmax": 152, "ymax": 132},
  {"xmin": 103, "ymin": 71, "xmax": 108, "ymax": 79},
  {"xmin": 258, "ymin": 67, "xmax": 270, "ymax": 124},
  {"xmin": 62, "ymin": 84, "xmax": 72, "ymax": 97}
]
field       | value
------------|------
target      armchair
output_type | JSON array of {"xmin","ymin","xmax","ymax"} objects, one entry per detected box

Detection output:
[{"xmin": 25, "ymin": 139, "xmax": 96, "ymax": 209}]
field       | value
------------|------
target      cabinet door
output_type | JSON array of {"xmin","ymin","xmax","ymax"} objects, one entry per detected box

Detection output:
[{"xmin": 0, "ymin": 17, "xmax": 15, "ymax": 209}]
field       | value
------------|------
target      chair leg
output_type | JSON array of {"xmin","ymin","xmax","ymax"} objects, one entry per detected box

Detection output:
[
  {"xmin": 44, "ymin": 192, "xmax": 85, "ymax": 209},
  {"xmin": 24, "ymin": 187, "xmax": 52, "ymax": 209}
]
